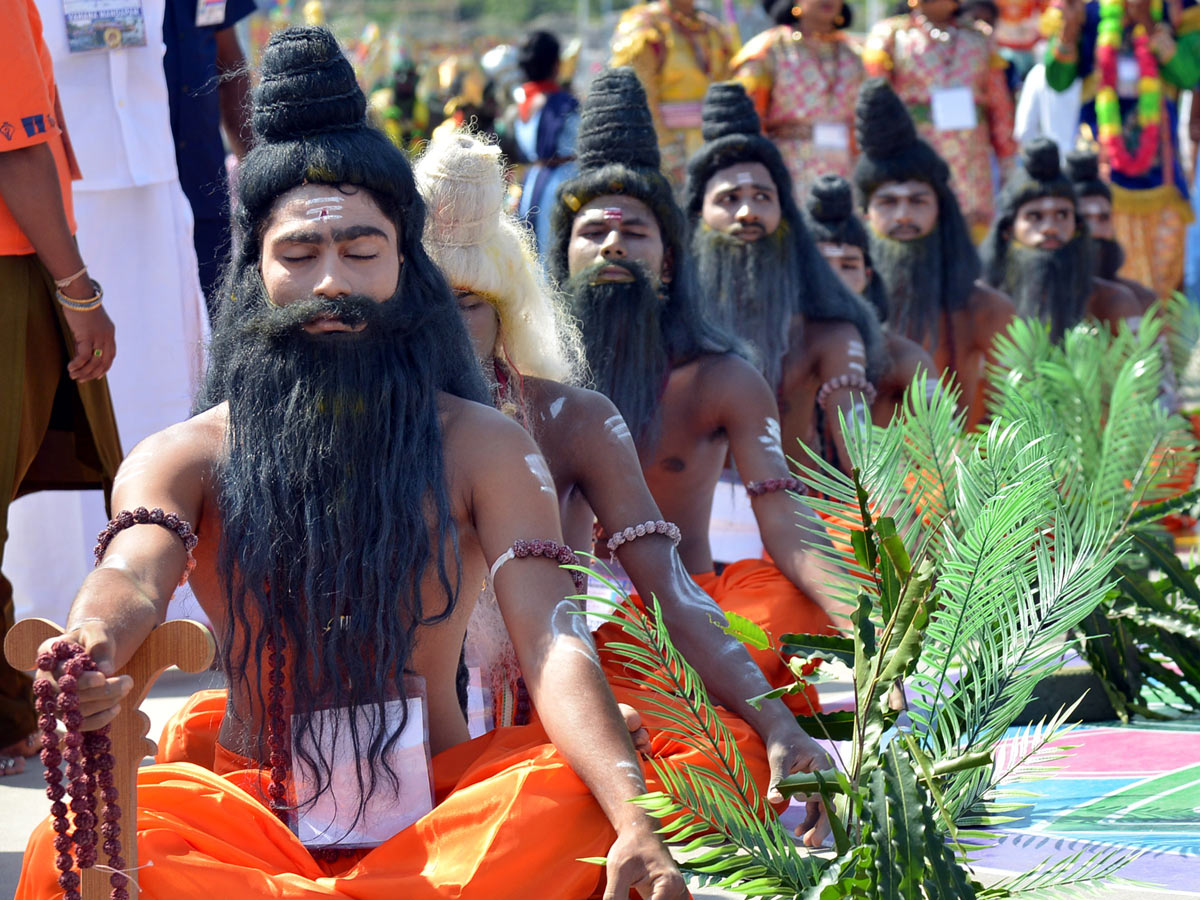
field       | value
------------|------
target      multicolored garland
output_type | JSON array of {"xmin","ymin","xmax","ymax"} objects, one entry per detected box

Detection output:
[{"xmin": 1095, "ymin": 0, "xmax": 1163, "ymax": 176}]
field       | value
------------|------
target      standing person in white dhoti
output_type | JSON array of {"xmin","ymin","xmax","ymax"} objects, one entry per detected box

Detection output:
[{"xmin": 3, "ymin": 0, "xmax": 208, "ymax": 627}]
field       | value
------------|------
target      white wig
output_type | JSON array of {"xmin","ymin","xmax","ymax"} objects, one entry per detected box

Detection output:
[{"xmin": 415, "ymin": 130, "xmax": 582, "ymax": 384}]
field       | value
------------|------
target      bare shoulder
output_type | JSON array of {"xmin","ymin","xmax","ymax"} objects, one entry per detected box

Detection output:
[
  {"xmin": 523, "ymin": 376, "xmax": 619, "ymax": 432},
  {"xmin": 119, "ymin": 405, "xmax": 226, "ymax": 483},
  {"xmin": 1091, "ymin": 278, "xmax": 1143, "ymax": 323},
  {"xmin": 886, "ymin": 332, "xmax": 936, "ymax": 379},
  {"xmin": 440, "ymin": 394, "xmax": 539, "ymax": 461},
  {"xmin": 694, "ymin": 353, "xmax": 777, "ymax": 416},
  {"xmin": 804, "ymin": 319, "xmax": 863, "ymax": 350},
  {"xmin": 969, "ymin": 281, "xmax": 1017, "ymax": 339}
]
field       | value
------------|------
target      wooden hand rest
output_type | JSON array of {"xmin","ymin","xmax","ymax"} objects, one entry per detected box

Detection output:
[{"xmin": 5, "ymin": 618, "xmax": 215, "ymax": 899}]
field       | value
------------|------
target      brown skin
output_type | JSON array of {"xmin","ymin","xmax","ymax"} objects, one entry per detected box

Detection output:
[
  {"xmin": 567, "ymin": 194, "xmax": 850, "ymax": 622},
  {"xmin": 34, "ymin": 185, "xmax": 686, "ymax": 900},
  {"xmin": 1078, "ymin": 194, "xmax": 1157, "ymax": 311},
  {"xmin": 818, "ymin": 241, "xmax": 938, "ymax": 426},
  {"xmin": 0, "ymin": 142, "xmax": 116, "ymax": 381},
  {"xmin": 215, "ymin": 27, "xmax": 252, "ymax": 159},
  {"xmin": 1010, "ymin": 195, "xmax": 1144, "ymax": 332},
  {"xmin": 866, "ymin": 180, "xmax": 1016, "ymax": 428},
  {"xmin": 700, "ymin": 165, "xmax": 871, "ymax": 475},
  {"xmin": 797, "ymin": 0, "xmax": 843, "ymax": 33},
  {"xmin": 454, "ymin": 299, "xmax": 833, "ymax": 838}
]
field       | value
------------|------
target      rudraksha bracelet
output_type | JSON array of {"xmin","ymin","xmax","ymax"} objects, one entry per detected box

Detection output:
[
  {"xmin": 490, "ymin": 539, "xmax": 587, "ymax": 594},
  {"xmin": 815, "ymin": 374, "xmax": 877, "ymax": 411},
  {"xmin": 746, "ymin": 476, "xmax": 807, "ymax": 498},
  {"xmin": 605, "ymin": 519, "xmax": 682, "ymax": 557},
  {"xmin": 94, "ymin": 507, "xmax": 198, "ymax": 586}
]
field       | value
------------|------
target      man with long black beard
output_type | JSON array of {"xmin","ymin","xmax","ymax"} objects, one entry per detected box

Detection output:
[
  {"xmin": 549, "ymin": 67, "xmax": 849, "ymax": 742},
  {"xmin": 980, "ymin": 138, "xmax": 1142, "ymax": 339},
  {"xmin": 1066, "ymin": 148, "xmax": 1157, "ymax": 312},
  {"xmin": 18, "ymin": 28, "xmax": 687, "ymax": 900},
  {"xmin": 802, "ymin": 174, "xmax": 938, "ymax": 426},
  {"xmin": 415, "ymin": 130, "xmax": 833, "ymax": 835},
  {"xmin": 682, "ymin": 81, "xmax": 883, "ymax": 474},
  {"xmin": 853, "ymin": 77, "xmax": 1016, "ymax": 427}
]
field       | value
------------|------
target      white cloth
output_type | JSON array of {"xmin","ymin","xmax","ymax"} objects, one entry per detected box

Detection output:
[
  {"xmin": 34, "ymin": 0, "xmax": 179, "ymax": 190},
  {"xmin": 1014, "ymin": 63, "xmax": 1082, "ymax": 158}
]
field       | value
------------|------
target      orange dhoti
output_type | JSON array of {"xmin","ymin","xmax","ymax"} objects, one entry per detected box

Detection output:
[{"xmin": 17, "ymin": 691, "xmax": 616, "ymax": 900}]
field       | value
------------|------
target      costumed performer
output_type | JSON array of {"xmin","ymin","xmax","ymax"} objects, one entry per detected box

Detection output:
[
  {"xmin": 610, "ymin": 0, "xmax": 737, "ymax": 186},
  {"xmin": 17, "ymin": 27, "xmax": 687, "ymax": 900},
  {"xmin": 980, "ymin": 136, "xmax": 1142, "ymax": 337},
  {"xmin": 864, "ymin": 0, "xmax": 1018, "ymax": 235},
  {"xmin": 802, "ymin": 173, "xmax": 939, "ymax": 426},
  {"xmin": 732, "ymin": 0, "xmax": 864, "ymax": 199},
  {"xmin": 548, "ymin": 67, "xmax": 849, "ymax": 721},
  {"xmin": 1044, "ymin": 0, "xmax": 1200, "ymax": 298},
  {"xmin": 853, "ymin": 77, "xmax": 1016, "ymax": 428},
  {"xmin": 682, "ymin": 80, "xmax": 884, "ymax": 475},
  {"xmin": 414, "ymin": 129, "xmax": 833, "ymax": 830}
]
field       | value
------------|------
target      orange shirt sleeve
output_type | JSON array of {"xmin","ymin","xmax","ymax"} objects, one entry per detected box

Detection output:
[{"xmin": 0, "ymin": 0, "xmax": 58, "ymax": 153}]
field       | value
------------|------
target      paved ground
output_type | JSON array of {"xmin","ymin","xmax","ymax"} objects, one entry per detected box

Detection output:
[{"xmin": 1, "ymin": 671, "xmax": 1192, "ymax": 899}]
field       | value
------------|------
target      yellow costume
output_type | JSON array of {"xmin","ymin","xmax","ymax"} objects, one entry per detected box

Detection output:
[{"xmin": 611, "ymin": 1, "xmax": 736, "ymax": 185}]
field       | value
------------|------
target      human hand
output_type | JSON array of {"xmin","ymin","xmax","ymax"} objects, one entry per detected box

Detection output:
[
  {"xmin": 34, "ymin": 621, "xmax": 133, "ymax": 731},
  {"xmin": 619, "ymin": 703, "xmax": 652, "ymax": 756},
  {"xmin": 603, "ymin": 822, "xmax": 687, "ymax": 900},
  {"xmin": 764, "ymin": 722, "xmax": 834, "ymax": 848},
  {"xmin": 59, "ymin": 291, "xmax": 116, "ymax": 382}
]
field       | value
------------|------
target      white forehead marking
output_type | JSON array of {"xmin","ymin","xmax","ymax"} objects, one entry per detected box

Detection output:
[
  {"xmin": 820, "ymin": 245, "xmax": 847, "ymax": 258},
  {"xmin": 604, "ymin": 414, "xmax": 635, "ymax": 447},
  {"xmin": 847, "ymin": 340, "xmax": 866, "ymax": 360},
  {"xmin": 875, "ymin": 185, "xmax": 931, "ymax": 201},
  {"xmin": 525, "ymin": 453, "xmax": 556, "ymax": 495},
  {"xmin": 304, "ymin": 196, "xmax": 343, "ymax": 205},
  {"xmin": 1078, "ymin": 197, "xmax": 1109, "ymax": 217},
  {"xmin": 759, "ymin": 417, "xmax": 786, "ymax": 462},
  {"xmin": 549, "ymin": 396, "xmax": 566, "ymax": 419},
  {"xmin": 736, "ymin": 171, "xmax": 754, "ymax": 184},
  {"xmin": 306, "ymin": 205, "xmax": 343, "ymax": 220}
]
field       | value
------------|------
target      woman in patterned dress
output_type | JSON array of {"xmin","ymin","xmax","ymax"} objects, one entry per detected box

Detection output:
[
  {"xmin": 732, "ymin": 0, "xmax": 864, "ymax": 201},
  {"xmin": 863, "ymin": 0, "xmax": 1017, "ymax": 235}
]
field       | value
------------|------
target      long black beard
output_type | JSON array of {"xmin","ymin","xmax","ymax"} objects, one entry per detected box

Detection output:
[
  {"xmin": 690, "ymin": 224, "xmax": 796, "ymax": 388},
  {"xmin": 568, "ymin": 260, "xmax": 669, "ymax": 447},
  {"xmin": 210, "ymin": 278, "xmax": 467, "ymax": 832},
  {"xmin": 869, "ymin": 229, "xmax": 947, "ymax": 347},
  {"xmin": 1093, "ymin": 236, "xmax": 1126, "ymax": 282},
  {"xmin": 1000, "ymin": 236, "xmax": 1092, "ymax": 341}
]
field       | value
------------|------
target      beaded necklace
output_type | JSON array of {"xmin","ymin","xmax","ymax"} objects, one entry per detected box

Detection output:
[{"xmin": 1095, "ymin": 0, "xmax": 1164, "ymax": 176}]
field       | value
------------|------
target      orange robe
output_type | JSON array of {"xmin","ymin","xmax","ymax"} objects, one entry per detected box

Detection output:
[{"xmin": 594, "ymin": 560, "xmax": 832, "ymax": 719}]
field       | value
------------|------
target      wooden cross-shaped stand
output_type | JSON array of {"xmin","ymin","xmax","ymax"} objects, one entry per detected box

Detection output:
[{"xmin": 5, "ymin": 618, "xmax": 215, "ymax": 900}]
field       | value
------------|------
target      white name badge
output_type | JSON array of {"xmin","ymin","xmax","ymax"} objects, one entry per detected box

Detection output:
[
  {"xmin": 62, "ymin": 0, "xmax": 148, "ymax": 53},
  {"xmin": 813, "ymin": 122, "xmax": 851, "ymax": 150},
  {"xmin": 1117, "ymin": 54, "xmax": 1141, "ymax": 97},
  {"xmin": 291, "ymin": 694, "xmax": 434, "ymax": 848},
  {"xmin": 195, "ymin": 0, "xmax": 227, "ymax": 27},
  {"xmin": 931, "ymin": 86, "xmax": 977, "ymax": 132}
]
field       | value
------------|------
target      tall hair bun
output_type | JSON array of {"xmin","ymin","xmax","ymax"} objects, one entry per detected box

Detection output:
[
  {"xmin": 576, "ymin": 67, "xmax": 661, "ymax": 172},
  {"xmin": 414, "ymin": 132, "xmax": 504, "ymax": 247},
  {"xmin": 806, "ymin": 174, "xmax": 854, "ymax": 223},
  {"xmin": 1064, "ymin": 148, "xmax": 1100, "ymax": 183},
  {"xmin": 1021, "ymin": 137, "xmax": 1062, "ymax": 181},
  {"xmin": 252, "ymin": 26, "xmax": 366, "ymax": 142},
  {"xmin": 855, "ymin": 77, "xmax": 917, "ymax": 159},
  {"xmin": 700, "ymin": 82, "xmax": 761, "ymax": 142}
]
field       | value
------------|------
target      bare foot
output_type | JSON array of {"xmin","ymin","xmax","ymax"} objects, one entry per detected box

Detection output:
[
  {"xmin": 0, "ymin": 754, "xmax": 26, "ymax": 776},
  {"xmin": 618, "ymin": 703, "xmax": 652, "ymax": 756}
]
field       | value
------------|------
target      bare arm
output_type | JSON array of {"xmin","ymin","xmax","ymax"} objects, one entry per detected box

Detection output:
[
  {"xmin": 215, "ymin": 27, "xmax": 252, "ymax": 159},
  {"xmin": 717, "ymin": 358, "xmax": 852, "ymax": 621},
  {"xmin": 0, "ymin": 143, "xmax": 115, "ymax": 381},
  {"xmin": 467, "ymin": 409, "xmax": 684, "ymax": 900},
  {"xmin": 803, "ymin": 321, "xmax": 876, "ymax": 476},
  {"xmin": 32, "ymin": 420, "xmax": 215, "ymax": 728}
]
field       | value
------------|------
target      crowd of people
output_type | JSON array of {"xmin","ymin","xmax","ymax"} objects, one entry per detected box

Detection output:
[{"xmin": 1, "ymin": 0, "xmax": 1196, "ymax": 897}]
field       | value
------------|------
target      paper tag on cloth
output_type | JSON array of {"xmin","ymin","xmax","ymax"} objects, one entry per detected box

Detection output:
[
  {"xmin": 465, "ymin": 667, "xmax": 492, "ymax": 738},
  {"xmin": 62, "ymin": 0, "xmax": 148, "ymax": 52},
  {"xmin": 813, "ymin": 122, "xmax": 850, "ymax": 150},
  {"xmin": 1117, "ymin": 55, "xmax": 1140, "ymax": 98},
  {"xmin": 195, "ymin": 0, "xmax": 227, "ymax": 27},
  {"xmin": 291, "ymin": 687, "xmax": 434, "ymax": 848},
  {"xmin": 930, "ymin": 86, "xmax": 977, "ymax": 131}
]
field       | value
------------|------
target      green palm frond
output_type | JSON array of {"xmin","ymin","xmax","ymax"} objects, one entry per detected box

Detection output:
[{"xmin": 977, "ymin": 847, "xmax": 1148, "ymax": 899}]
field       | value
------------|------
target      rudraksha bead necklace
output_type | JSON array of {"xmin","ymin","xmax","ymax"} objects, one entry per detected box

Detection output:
[{"xmin": 35, "ymin": 640, "xmax": 127, "ymax": 900}]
